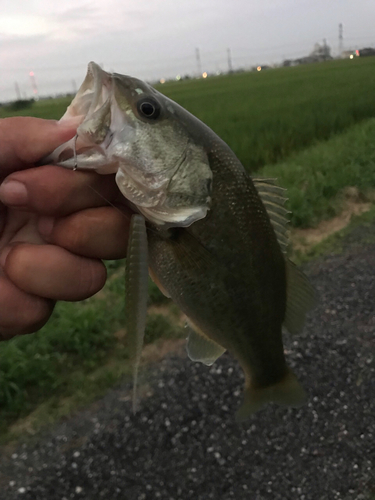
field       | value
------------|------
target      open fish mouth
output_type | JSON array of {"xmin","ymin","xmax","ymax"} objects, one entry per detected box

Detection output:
[
  {"xmin": 68, "ymin": 62, "xmax": 112, "ymax": 119},
  {"xmin": 45, "ymin": 62, "xmax": 124, "ymax": 173}
]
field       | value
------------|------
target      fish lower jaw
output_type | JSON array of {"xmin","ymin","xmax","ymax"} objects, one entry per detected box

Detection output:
[
  {"xmin": 115, "ymin": 169, "xmax": 166, "ymax": 209},
  {"xmin": 138, "ymin": 205, "xmax": 209, "ymax": 227}
]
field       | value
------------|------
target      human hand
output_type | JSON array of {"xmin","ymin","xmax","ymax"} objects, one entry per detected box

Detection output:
[{"xmin": 0, "ymin": 117, "xmax": 132, "ymax": 339}]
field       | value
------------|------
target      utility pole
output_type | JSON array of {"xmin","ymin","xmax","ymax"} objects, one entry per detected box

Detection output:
[
  {"xmin": 227, "ymin": 48, "xmax": 233, "ymax": 73},
  {"xmin": 195, "ymin": 48, "xmax": 202, "ymax": 77},
  {"xmin": 14, "ymin": 82, "xmax": 21, "ymax": 100},
  {"xmin": 339, "ymin": 23, "xmax": 343, "ymax": 56}
]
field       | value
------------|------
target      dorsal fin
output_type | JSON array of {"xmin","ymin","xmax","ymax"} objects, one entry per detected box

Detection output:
[
  {"xmin": 252, "ymin": 177, "xmax": 290, "ymax": 252},
  {"xmin": 283, "ymin": 259, "xmax": 317, "ymax": 335}
]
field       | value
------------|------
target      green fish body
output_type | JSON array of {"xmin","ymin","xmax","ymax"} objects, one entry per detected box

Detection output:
[{"xmin": 47, "ymin": 62, "xmax": 315, "ymax": 418}]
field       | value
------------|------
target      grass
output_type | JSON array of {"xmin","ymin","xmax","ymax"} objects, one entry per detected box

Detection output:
[
  {"xmin": 0, "ymin": 266, "xmax": 182, "ymax": 440},
  {"xmin": 159, "ymin": 58, "xmax": 375, "ymax": 170},
  {"xmin": 1, "ymin": 59, "xmax": 375, "ymax": 440},
  {"xmin": 258, "ymin": 117, "xmax": 375, "ymax": 227},
  {"xmin": 0, "ymin": 96, "xmax": 71, "ymax": 120}
]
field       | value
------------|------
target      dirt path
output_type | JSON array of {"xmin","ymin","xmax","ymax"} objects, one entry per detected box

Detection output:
[
  {"xmin": 292, "ymin": 197, "xmax": 372, "ymax": 251},
  {"xmin": 0, "ymin": 223, "xmax": 374, "ymax": 500}
]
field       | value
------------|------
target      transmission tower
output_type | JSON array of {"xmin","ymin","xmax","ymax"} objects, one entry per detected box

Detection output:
[
  {"xmin": 29, "ymin": 71, "xmax": 39, "ymax": 99},
  {"xmin": 14, "ymin": 82, "xmax": 21, "ymax": 100},
  {"xmin": 339, "ymin": 23, "xmax": 343, "ymax": 56},
  {"xmin": 227, "ymin": 48, "xmax": 233, "ymax": 73},
  {"xmin": 195, "ymin": 48, "xmax": 202, "ymax": 76}
]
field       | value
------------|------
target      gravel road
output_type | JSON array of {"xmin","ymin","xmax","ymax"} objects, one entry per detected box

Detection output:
[{"xmin": 1, "ymin": 225, "xmax": 374, "ymax": 500}]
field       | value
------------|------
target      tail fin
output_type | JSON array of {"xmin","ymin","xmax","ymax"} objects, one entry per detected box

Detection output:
[{"xmin": 236, "ymin": 370, "xmax": 306, "ymax": 421}]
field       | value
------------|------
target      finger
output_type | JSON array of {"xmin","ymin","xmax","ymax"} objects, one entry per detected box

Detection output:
[
  {"xmin": 0, "ymin": 165, "xmax": 120, "ymax": 216},
  {"xmin": 2, "ymin": 243, "xmax": 107, "ymax": 301},
  {"xmin": 0, "ymin": 117, "xmax": 77, "ymax": 174},
  {"xmin": 0, "ymin": 201, "xmax": 5, "ymax": 235},
  {"xmin": 40, "ymin": 206, "xmax": 132, "ymax": 259},
  {"xmin": 0, "ymin": 275, "xmax": 54, "ymax": 340}
]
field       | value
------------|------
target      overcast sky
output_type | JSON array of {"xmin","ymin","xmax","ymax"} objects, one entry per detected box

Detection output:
[{"xmin": 1, "ymin": 0, "xmax": 375, "ymax": 102}]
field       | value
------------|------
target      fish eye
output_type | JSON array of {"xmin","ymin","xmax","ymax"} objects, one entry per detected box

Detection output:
[{"xmin": 137, "ymin": 97, "xmax": 161, "ymax": 120}]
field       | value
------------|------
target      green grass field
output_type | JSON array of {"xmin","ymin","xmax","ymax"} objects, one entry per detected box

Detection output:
[
  {"xmin": 259, "ymin": 117, "xmax": 375, "ymax": 227},
  {"xmin": 1, "ymin": 58, "xmax": 375, "ymax": 440},
  {"xmin": 161, "ymin": 58, "xmax": 375, "ymax": 170}
]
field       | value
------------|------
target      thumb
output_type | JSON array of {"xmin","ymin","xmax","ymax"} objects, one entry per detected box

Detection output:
[{"xmin": 0, "ymin": 117, "xmax": 78, "ymax": 174}]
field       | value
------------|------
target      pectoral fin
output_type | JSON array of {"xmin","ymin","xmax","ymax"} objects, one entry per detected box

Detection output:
[
  {"xmin": 186, "ymin": 322, "xmax": 226, "ymax": 366},
  {"xmin": 125, "ymin": 215, "xmax": 149, "ymax": 413}
]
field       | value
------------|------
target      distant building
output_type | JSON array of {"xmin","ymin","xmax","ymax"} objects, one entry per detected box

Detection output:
[
  {"xmin": 355, "ymin": 47, "xmax": 375, "ymax": 57},
  {"xmin": 340, "ymin": 50, "xmax": 356, "ymax": 59},
  {"xmin": 282, "ymin": 42, "xmax": 333, "ymax": 67},
  {"xmin": 309, "ymin": 42, "xmax": 332, "ymax": 61}
]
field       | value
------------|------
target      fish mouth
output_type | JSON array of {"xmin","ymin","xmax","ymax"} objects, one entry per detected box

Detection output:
[
  {"xmin": 64, "ymin": 62, "xmax": 112, "ymax": 122},
  {"xmin": 44, "ymin": 62, "xmax": 119, "ymax": 172}
]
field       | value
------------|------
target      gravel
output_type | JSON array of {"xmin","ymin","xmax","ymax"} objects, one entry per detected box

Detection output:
[{"xmin": 1, "ymin": 228, "xmax": 374, "ymax": 500}]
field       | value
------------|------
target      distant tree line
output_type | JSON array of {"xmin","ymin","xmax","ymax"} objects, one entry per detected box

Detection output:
[{"xmin": 3, "ymin": 98, "xmax": 35, "ymax": 111}]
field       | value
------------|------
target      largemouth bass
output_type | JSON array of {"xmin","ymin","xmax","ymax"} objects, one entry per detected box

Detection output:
[{"xmin": 47, "ymin": 62, "xmax": 315, "ymax": 419}]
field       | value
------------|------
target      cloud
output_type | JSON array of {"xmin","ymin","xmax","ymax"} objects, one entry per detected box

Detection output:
[
  {"xmin": 1, "ymin": 0, "xmax": 375, "ymax": 102},
  {"xmin": 0, "ymin": 14, "xmax": 53, "ymax": 37},
  {"xmin": 0, "ymin": 33, "xmax": 49, "ymax": 48},
  {"xmin": 56, "ymin": 4, "xmax": 98, "ymax": 22},
  {"xmin": 0, "ymin": 32, "xmax": 53, "ymax": 72}
]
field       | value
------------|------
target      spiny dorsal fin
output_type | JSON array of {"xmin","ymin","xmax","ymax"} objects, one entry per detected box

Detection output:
[
  {"xmin": 253, "ymin": 178, "xmax": 316, "ymax": 332},
  {"xmin": 252, "ymin": 177, "xmax": 290, "ymax": 253},
  {"xmin": 186, "ymin": 321, "xmax": 226, "ymax": 366},
  {"xmin": 283, "ymin": 259, "xmax": 317, "ymax": 335}
]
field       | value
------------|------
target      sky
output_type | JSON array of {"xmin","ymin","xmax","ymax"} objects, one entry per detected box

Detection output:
[{"xmin": 1, "ymin": 0, "xmax": 375, "ymax": 102}]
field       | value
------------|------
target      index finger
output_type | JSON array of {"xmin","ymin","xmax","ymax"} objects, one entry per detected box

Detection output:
[
  {"xmin": 0, "ymin": 117, "xmax": 77, "ymax": 175},
  {"xmin": 0, "ymin": 164, "xmax": 120, "ymax": 216}
]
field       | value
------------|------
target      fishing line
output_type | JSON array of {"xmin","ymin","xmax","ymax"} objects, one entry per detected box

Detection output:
[
  {"xmin": 73, "ymin": 134, "xmax": 78, "ymax": 171},
  {"xmin": 86, "ymin": 182, "xmax": 132, "ymax": 221},
  {"xmin": 71, "ymin": 131, "xmax": 133, "ymax": 224}
]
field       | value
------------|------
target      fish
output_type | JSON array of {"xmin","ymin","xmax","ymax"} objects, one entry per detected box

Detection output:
[{"xmin": 46, "ymin": 62, "xmax": 316, "ymax": 419}]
